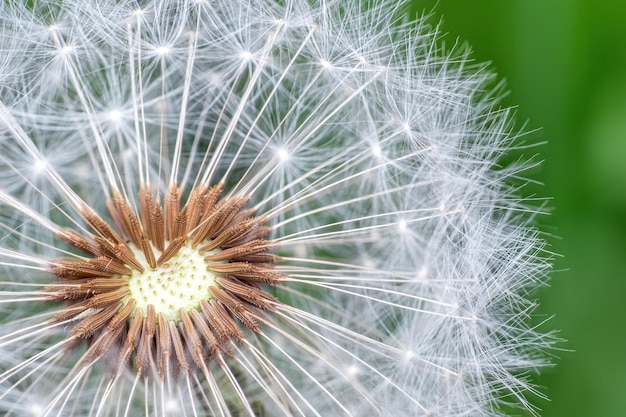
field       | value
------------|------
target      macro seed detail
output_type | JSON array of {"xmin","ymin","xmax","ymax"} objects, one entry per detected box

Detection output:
[
  {"xmin": 47, "ymin": 183, "xmax": 282, "ymax": 377},
  {"xmin": 126, "ymin": 242, "xmax": 218, "ymax": 321}
]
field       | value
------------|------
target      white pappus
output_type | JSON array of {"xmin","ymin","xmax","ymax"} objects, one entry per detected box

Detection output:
[{"xmin": 0, "ymin": 1, "xmax": 552, "ymax": 416}]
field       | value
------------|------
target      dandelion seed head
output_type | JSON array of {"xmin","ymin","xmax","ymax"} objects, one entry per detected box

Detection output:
[{"xmin": 0, "ymin": 0, "xmax": 553, "ymax": 415}]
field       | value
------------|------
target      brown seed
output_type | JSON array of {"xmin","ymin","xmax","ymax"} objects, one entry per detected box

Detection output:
[
  {"xmin": 136, "ymin": 304, "xmax": 156, "ymax": 376},
  {"xmin": 157, "ymin": 235, "xmax": 188, "ymax": 266},
  {"xmin": 84, "ymin": 298, "xmax": 136, "ymax": 363},
  {"xmin": 140, "ymin": 235, "xmax": 157, "ymax": 269},
  {"xmin": 215, "ymin": 276, "xmax": 276, "ymax": 310},
  {"xmin": 169, "ymin": 320, "xmax": 189, "ymax": 374},
  {"xmin": 113, "ymin": 191, "xmax": 146, "ymax": 248},
  {"xmin": 118, "ymin": 307, "xmax": 143, "ymax": 370},
  {"xmin": 209, "ymin": 262, "xmax": 282, "ymax": 284},
  {"xmin": 157, "ymin": 312, "xmax": 172, "ymax": 378},
  {"xmin": 57, "ymin": 228, "xmax": 97, "ymax": 255},
  {"xmin": 199, "ymin": 218, "xmax": 258, "ymax": 252},
  {"xmin": 165, "ymin": 184, "xmax": 181, "ymax": 241},
  {"xmin": 70, "ymin": 303, "xmax": 120, "ymax": 339},
  {"xmin": 49, "ymin": 277, "xmax": 128, "ymax": 300},
  {"xmin": 203, "ymin": 239, "xmax": 273, "ymax": 262},
  {"xmin": 52, "ymin": 257, "xmax": 131, "ymax": 279},
  {"xmin": 189, "ymin": 308, "xmax": 221, "ymax": 357},
  {"xmin": 179, "ymin": 309, "xmax": 206, "ymax": 370},
  {"xmin": 81, "ymin": 205, "xmax": 123, "ymax": 244},
  {"xmin": 83, "ymin": 288, "xmax": 130, "ymax": 310},
  {"xmin": 139, "ymin": 186, "xmax": 155, "ymax": 242},
  {"xmin": 183, "ymin": 184, "xmax": 208, "ymax": 234},
  {"xmin": 210, "ymin": 286, "xmax": 260, "ymax": 332}
]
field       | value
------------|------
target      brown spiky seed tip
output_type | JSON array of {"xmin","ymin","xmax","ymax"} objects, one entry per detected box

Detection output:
[{"xmin": 47, "ymin": 184, "xmax": 281, "ymax": 378}]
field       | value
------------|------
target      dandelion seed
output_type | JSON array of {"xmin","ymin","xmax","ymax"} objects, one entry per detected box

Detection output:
[{"xmin": 0, "ymin": 1, "xmax": 552, "ymax": 416}]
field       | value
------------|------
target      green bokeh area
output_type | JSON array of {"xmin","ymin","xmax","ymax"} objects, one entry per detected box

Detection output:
[{"xmin": 412, "ymin": 0, "xmax": 626, "ymax": 416}]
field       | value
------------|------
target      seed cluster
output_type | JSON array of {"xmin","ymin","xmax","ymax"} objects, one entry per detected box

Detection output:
[
  {"xmin": 48, "ymin": 183, "xmax": 281, "ymax": 377},
  {"xmin": 126, "ymin": 242, "xmax": 219, "ymax": 321}
]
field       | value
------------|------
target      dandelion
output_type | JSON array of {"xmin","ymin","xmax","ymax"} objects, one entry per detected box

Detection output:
[{"xmin": 0, "ymin": 1, "xmax": 552, "ymax": 416}]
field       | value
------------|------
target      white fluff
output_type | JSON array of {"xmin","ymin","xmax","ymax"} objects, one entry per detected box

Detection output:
[{"xmin": 0, "ymin": 1, "xmax": 552, "ymax": 416}]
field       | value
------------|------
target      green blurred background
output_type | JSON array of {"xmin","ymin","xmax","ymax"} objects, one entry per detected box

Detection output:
[{"xmin": 411, "ymin": 1, "xmax": 626, "ymax": 416}]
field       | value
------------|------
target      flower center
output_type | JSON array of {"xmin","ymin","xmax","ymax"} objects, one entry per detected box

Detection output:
[
  {"xmin": 127, "ymin": 242, "xmax": 219, "ymax": 321},
  {"xmin": 48, "ymin": 183, "xmax": 282, "ymax": 378}
]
